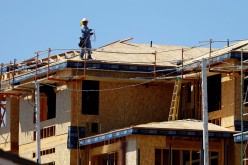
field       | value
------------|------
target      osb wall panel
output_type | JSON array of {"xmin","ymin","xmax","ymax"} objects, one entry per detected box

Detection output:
[
  {"xmin": 19, "ymin": 98, "xmax": 36, "ymax": 145},
  {"xmin": 221, "ymin": 74, "xmax": 235, "ymax": 114},
  {"xmin": 70, "ymin": 81, "xmax": 173, "ymax": 134},
  {"xmin": 206, "ymin": 74, "xmax": 236, "ymax": 128},
  {"xmin": 133, "ymin": 135, "xmax": 166, "ymax": 165},
  {"xmin": 55, "ymin": 88, "xmax": 71, "ymax": 135},
  {"xmin": 0, "ymin": 142, "xmax": 11, "ymax": 151},
  {"xmin": 39, "ymin": 143, "xmax": 70, "ymax": 165},
  {"xmin": 221, "ymin": 116, "xmax": 235, "ymax": 130},
  {"xmin": 70, "ymin": 81, "xmax": 100, "ymax": 134},
  {"xmin": 99, "ymin": 81, "xmax": 173, "ymax": 133},
  {"xmin": 0, "ymin": 98, "xmax": 11, "ymax": 150},
  {"xmin": 19, "ymin": 134, "xmax": 69, "ymax": 164},
  {"xmin": 234, "ymin": 75, "xmax": 242, "ymax": 121}
]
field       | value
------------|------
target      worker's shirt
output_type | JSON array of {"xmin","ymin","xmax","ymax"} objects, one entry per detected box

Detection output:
[{"xmin": 81, "ymin": 25, "xmax": 91, "ymax": 42}]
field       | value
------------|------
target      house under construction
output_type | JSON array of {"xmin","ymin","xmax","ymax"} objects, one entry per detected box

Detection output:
[{"xmin": 1, "ymin": 38, "xmax": 248, "ymax": 164}]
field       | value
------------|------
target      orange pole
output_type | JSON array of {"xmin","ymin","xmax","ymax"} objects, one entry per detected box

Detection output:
[
  {"xmin": 154, "ymin": 51, "xmax": 157, "ymax": 80},
  {"xmin": 47, "ymin": 48, "xmax": 51, "ymax": 79},
  {"xmin": 8, "ymin": 61, "xmax": 11, "ymax": 89},
  {"xmin": 12, "ymin": 59, "xmax": 16, "ymax": 89}
]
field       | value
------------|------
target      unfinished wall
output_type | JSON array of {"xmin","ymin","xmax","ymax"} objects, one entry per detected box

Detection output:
[
  {"xmin": 0, "ymin": 98, "xmax": 11, "ymax": 151},
  {"xmin": 70, "ymin": 80, "xmax": 173, "ymax": 164},
  {"xmin": 180, "ymin": 72, "xmax": 237, "ymax": 130},
  {"xmin": 18, "ymin": 84, "xmax": 71, "ymax": 164},
  {"xmin": 134, "ymin": 135, "xmax": 166, "ymax": 165},
  {"xmin": 206, "ymin": 73, "xmax": 236, "ymax": 129},
  {"xmin": 70, "ymin": 80, "xmax": 173, "ymax": 135},
  {"xmin": 99, "ymin": 81, "xmax": 173, "ymax": 133}
]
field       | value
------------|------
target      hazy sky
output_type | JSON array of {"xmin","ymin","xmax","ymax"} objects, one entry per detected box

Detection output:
[{"xmin": 1, "ymin": 0, "xmax": 247, "ymax": 63}]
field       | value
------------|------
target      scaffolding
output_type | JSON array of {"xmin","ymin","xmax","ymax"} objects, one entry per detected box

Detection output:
[{"xmin": 1, "ymin": 39, "xmax": 248, "ymax": 164}]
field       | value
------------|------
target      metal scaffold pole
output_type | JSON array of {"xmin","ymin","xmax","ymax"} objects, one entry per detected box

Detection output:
[
  {"xmin": 35, "ymin": 51, "xmax": 41, "ymax": 164},
  {"xmin": 35, "ymin": 81, "xmax": 41, "ymax": 164},
  {"xmin": 241, "ymin": 48, "xmax": 244, "ymax": 165},
  {"xmin": 202, "ymin": 58, "xmax": 209, "ymax": 165}
]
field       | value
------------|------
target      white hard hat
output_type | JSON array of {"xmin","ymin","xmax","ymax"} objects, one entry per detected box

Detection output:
[{"xmin": 81, "ymin": 18, "xmax": 89, "ymax": 22}]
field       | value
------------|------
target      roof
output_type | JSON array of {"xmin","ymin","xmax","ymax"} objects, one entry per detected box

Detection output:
[
  {"xmin": 1, "ymin": 38, "xmax": 248, "ymax": 93},
  {"xmin": 71, "ymin": 40, "xmax": 211, "ymax": 66},
  {"xmin": 135, "ymin": 119, "xmax": 234, "ymax": 132},
  {"xmin": 184, "ymin": 40, "xmax": 248, "ymax": 71},
  {"xmin": 79, "ymin": 119, "xmax": 236, "ymax": 146}
]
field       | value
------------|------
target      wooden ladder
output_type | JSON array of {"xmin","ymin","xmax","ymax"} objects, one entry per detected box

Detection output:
[{"xmin": 168, "ymin": 78, "xmax": 182, "ymax": 121}]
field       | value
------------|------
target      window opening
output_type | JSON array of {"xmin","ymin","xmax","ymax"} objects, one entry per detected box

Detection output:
[
  {"xmin": 207, "ymin": 74, "xmax": 221, "ymax": 112},
  {"xmin": 34, "ymin": 85, "xmax": 56, "ymax": 122},
  {"xmin": 82, "ymin": 80, "xmax": 99, "ymax": 115}
]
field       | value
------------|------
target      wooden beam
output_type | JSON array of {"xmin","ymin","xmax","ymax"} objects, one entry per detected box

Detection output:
[
  {"xmin": 12, "ymin": 88, "xmax": 33, "ymax": 93},
  {"xmin": 119, "ymin": 37, "xmax": 133, "ymax": 43},
  {"xmin": 0, "ymin": 93, "xmax": 22, "ymax": 96},
  {"xmin": 89, "ymin": 141, "xmax": 121, "ymax": 157},
  {"xmin": 166, "ymin": 139, "xmax": 222, "ymax": 151},
  {"xmin": 47, "ymin": 77, "xmax": 68, "ymax": 82}
]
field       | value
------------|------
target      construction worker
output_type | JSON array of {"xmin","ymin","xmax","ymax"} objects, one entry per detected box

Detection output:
[{"xmin": 79, "ymin": 18, "xmax": 93, "ymax": 59}]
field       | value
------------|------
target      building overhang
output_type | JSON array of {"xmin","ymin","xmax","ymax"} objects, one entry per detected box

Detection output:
[{"xmin": 79, "ymin": 126, "xmax": 235, "ymax": 147}]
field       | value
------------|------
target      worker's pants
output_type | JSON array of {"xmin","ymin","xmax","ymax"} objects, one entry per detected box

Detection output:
[{"xmin": 80, "ymin": 41, "xmax": 92, "ymax": 59}]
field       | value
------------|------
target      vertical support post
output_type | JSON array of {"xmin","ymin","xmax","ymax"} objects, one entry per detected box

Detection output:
[
  {"xmin": 35, "ymin": 81, "xmax": 41, "ymax": 164},
  {"xmin": 0, "ymin": 102, "xmax": 2, "ymax": 127},
  {"xmin": 0, "ymin": 63, "xmax": 3, "ymax": 91},
  {"xmin": 227, "ymin": 39, "xmax": 230, "ymax": 47},
  {"xmin": 12, "ymin": 59, "xmax": 16, "ymax": 89},
  {"xmin": 154, "ymin": 51, "xmax": 157, "ymax": 80},
  {"xmin": 181, "ymin": 48, "xmax": 184, "ymax": 80},
  {"xmin": 202, "ymin": 58, "xmax": 209, "ymax": 165},
  {"xmin": 47, "ymin": 48, "xmax": 51, "ymax": 79},
  {"xmin": 168, "ymin": 143, "xmax": 171, "ymax": 165},
  {"xmin": 224, "ymin": 139, "xmax": 228, "ymax": 165},
  {"xmin": 107, "ymin": 139, "xmax": 111, "ymax": 165},
  {"xmin": 200, "ymin": 138, "xmax": 204, "ymax": 165},
  {"xmin": 118, "ymin": 141, "xmax": 126, "ymax": 165},
  {"xmin": 209, "ymin": 39, "xmax": 212, "ymax": 68},
  {"xmin": 137, "ymin": 148, "xmax": 140, "ymax": 165},
  {"xmin": 241, "ymin": 49, "xmax": 244, "ymax": 165},
  {"xmin": 35, "ymin": 52, "xmax": 39, "ymax": 81},
  {"xmin": 8, "ymin": 61, "xmax": 11, "ymax": 89}
]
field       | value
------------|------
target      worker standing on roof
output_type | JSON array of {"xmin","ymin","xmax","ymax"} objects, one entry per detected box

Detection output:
[{"xmin": 79, "ymin": 18, "xmax": 93, "ymax": 60}]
